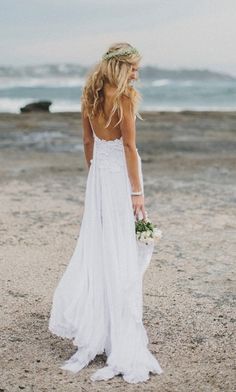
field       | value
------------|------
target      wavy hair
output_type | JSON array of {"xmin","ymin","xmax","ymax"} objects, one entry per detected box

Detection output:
[{"xmin": 81, "ymin": 42, "xmax": 143, "ymax": 128}]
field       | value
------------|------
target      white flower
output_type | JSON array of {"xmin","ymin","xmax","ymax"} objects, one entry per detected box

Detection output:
[
  {"xmin": 136, "ymin": 232, "xmax": 141, "ymax": 240},
  {"xmin": 140, "ymin": 232, "xmax": 147, "ymax": 241},
  {"xmin": 143, "ymin": 237, "xmax": 154, "ymax": 245}
]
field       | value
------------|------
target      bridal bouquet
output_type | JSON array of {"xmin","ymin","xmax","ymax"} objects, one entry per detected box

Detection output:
[{"xmin": 135, "ymin": 212, "xmax": 162, "ymax": 245}]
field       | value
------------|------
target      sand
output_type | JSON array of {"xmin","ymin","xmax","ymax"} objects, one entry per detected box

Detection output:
[{"xmin": 0, "ymin": 111, "xmax": 235, "ymax": 392}]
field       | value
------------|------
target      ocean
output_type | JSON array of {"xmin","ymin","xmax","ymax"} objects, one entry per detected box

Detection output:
[{"xmin": 0, "ymin": 64, "xmax": 235, "ymax": 113}]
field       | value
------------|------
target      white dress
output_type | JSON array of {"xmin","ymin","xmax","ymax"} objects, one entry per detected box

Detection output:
[{"xmin": 48, "ymin": 117, "xmax": 164, "ymax": 383}]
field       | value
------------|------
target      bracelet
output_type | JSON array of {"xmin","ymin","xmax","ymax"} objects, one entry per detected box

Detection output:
[{"xmin": 131, "ymin": 191, "xmax": 143, "ymax": 196}]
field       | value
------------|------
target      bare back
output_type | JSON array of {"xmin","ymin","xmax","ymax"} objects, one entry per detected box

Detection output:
[{"xmin": 89, "ymin": 83, "xmax": 123, "ymax": 141}]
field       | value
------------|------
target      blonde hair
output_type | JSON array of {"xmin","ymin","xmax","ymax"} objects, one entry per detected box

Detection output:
[{"xmin": 81, "ymin": 42, "xmax": 143, "ymax": 128}]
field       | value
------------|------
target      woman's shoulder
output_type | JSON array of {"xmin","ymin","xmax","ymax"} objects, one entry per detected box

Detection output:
[{"xmin": 120, "ymin": 93, "xmax": 134, "ymax": 117}]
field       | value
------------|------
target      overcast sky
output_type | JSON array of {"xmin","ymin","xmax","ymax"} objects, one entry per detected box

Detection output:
[{"xmin": 1, "ymin": 0, "xmax": 235, "ymax": 76}]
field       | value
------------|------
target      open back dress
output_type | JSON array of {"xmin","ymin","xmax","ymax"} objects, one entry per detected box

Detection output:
[{"xmin": 48, "ymin": 115, "xmax": 163, "ymax": 383}]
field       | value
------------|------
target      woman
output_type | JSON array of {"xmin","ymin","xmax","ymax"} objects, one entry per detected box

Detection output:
[{"xmin": 48, "ymin": 42, "xmax": 163, "ymax": 383}]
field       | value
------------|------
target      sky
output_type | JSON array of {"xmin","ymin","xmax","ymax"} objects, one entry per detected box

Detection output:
[{"xmin": 1, "ymin": 0, "xmax": 236, "ymax": 76}]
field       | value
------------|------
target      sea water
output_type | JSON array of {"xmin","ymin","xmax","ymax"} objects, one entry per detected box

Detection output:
[{"xmin": 0, "ymin": 64, "xmax": 235, "ymax": 113}]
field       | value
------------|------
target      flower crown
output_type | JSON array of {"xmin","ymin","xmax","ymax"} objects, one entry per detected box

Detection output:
[{"xmin": 102, "ymin": 46, "xmax": 140, "ymax": 61}]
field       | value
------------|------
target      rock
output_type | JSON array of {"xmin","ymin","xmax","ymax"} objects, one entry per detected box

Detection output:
[{"xmin": 20, "ymin": 101, "xmax": 52, "ymax": 113}]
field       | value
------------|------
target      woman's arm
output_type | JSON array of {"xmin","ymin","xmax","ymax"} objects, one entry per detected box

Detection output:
[
  {"xmin": 82, "ymin": 108, "xmax": 94, "ymax": 169},
  {"xmin": 119, "ymin": 95, "xmax": 146, "ymax": 220},
  {"xmin": 119, "ymin": 96, "xmax": 142, "ymax": 193}
]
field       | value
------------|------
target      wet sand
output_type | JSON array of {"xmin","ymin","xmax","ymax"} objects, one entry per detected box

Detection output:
[{"xmin": 0, "ymin": 111, "xmax": 235, "ymax": 392}]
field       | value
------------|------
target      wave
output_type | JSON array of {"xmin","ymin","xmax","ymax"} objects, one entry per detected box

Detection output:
[
  {"xmin": 0, "ymin": 98, "xmax": 82, "ymax": 113},
  {"xmin": 151, "ymin": 79, "xmax": 171, "ymax": 87},
  {"xmin": 150, "ymin": 79, "xmax": 199, "ymax": 87},
  {"xmin": 0, "ymin": 97, "xmax": 235, "ymax": 114},
  {"xmin": 0, "ymin": 64, "xmax": 87, "ymax": 78},
  {"xmin": 1, "ymin": 77, "xmax": 234, "ymax": 91},
  {"xmin": 0, "ymin": 77, "xmax": 85, "ymax": 89},
  {"xmin": 0, "ymin": 98, "xmax": 35, "ymax": 113},
  {"xmin": 51, "ymin": 100, "xmax": 82, "ymax": 112}
]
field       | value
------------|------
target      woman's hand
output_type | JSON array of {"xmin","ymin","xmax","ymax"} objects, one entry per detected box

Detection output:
[{"xmin": 131, "ymin": 194, "xmax": 146, "ymax": 221}]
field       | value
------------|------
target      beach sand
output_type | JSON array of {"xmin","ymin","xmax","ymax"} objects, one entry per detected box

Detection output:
[{"xmin": 0, "ymin": 111, "xmax": 235, "ymax": 392}]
